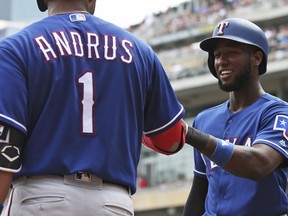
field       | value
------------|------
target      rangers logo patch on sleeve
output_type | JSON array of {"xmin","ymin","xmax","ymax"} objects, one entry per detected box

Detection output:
[{"xmin": 273, "ymin": 115, "xmax": 288, "ymax": 140}]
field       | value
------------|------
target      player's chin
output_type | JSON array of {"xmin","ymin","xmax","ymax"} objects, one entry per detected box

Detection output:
[
  {"xmin": 218, "ymin": 72, "xmax": 235, "ymax": 83},
  {"xmin": 218, "ymin": 81, "xmax": 236, "ymax": 92}
]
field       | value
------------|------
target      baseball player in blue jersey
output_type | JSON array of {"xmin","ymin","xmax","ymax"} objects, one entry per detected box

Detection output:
[
  {"xmin": 0, "ymin": 0, "xmax": 187, "ymax": 215},
  {"xmin": 182, "ymin": 18, "xmax": 288, "ymax": 216}
]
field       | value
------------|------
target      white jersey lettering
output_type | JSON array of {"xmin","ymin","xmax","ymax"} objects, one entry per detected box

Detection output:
[
  {"xmin": 121, "ymin": 40, "xmax": 133, "ymax": 63},
  {"xmin": 71, "ymin": 32, "xmax": 84, "ymax": 57},
  {"xmin": 103, "ymin": 35, "xmax": 117, "ymax": 60},
  {"xmin": 34, "ymin": 31, "xmax": 133, "ymax": 63},
  {"xmin": 52, "ymin": 31, "xmax": 73, "ymax": 56},
  {"xmin": 34, "ymin": 36, "xmax": 58, "ymax": 62},
  {"xmin": 86, "ymin": 33, "xmax": 100, "ymax": 59}
]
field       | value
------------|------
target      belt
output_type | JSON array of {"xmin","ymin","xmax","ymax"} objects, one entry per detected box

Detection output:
[
  {"xmin": 73, "ymin": 172, "xmax": 130, "ymax": 193},
  {"xmin": 13, "ymin": 173, "xmax": 131, "ymax": 194},
  {"xmin": 103, "ymin": 179, "xmax": 130, "ymax": 193}
]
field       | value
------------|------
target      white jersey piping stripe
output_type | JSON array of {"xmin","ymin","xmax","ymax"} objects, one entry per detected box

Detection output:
[
  {"xmin": 143, "ymin": 104, "xmax": 184, "ymax": 135},
  {"xmin": 201, "ymin": 153, "xmax": 207, "ymax": 166},
  {"xmin": 0, "ymin": 165, "xmax": 22, "ymax": 173},
  {"xmin": 253, "ymin": 139, "xmax": 288, "ymax": 156},
  {"xmin": 0, "ymin": 114, "xmax": 27, "ymax": 132},
  {"xmin": 193, "ymin": 168, "xmax": 207, "ymax": 176}
]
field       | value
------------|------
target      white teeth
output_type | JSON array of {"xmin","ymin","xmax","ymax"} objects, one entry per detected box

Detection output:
[{"xmin": 221, "ymin": 70, "xmax": 231, "ymax": 75}]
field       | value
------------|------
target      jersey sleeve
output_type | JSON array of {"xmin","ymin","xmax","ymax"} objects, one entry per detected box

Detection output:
[
  {"xmin": 193, "ymin": 148, "xmax": 207, "ymax": 178},
  {"xmin": 0, "ymin": 46, "xmax": 27, "ymax": 134},
  {"xmin": 143, "ymin": 52, "xmax": 185, "ymax": 136},
  {"xmin": 253, "ymin": 104, "xmax": 288, "ymax": 164}
]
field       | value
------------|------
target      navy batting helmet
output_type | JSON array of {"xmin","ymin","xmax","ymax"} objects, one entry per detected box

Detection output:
[
  {"xmin": 200, "ymin": 18, "xmax": 269, "ymax": 78},
  {"xmin": 37, "ymin": 0, "xmax": 47, "ymax": 12}
]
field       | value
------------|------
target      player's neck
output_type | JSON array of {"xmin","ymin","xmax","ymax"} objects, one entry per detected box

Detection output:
[
  {"xmin": 47, "ymin": 3, "xmax": 90, "ymax": 16},
  {"xmin": 50, "ymin": 10, "xmax": 89, "ymax": 16},
  {"xmin": 229, "ymin": 87, "xmax": 265, "ymax": 113}
]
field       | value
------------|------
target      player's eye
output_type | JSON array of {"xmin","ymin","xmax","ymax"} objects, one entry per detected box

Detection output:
[{"xmin": 214, "ymin": 53, "xmax": 220, "ymax": 59}]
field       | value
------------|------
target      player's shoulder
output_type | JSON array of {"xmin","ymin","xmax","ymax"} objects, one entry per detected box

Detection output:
[
  {"xmin": 255, "ymin": 93, "xmax": 288, "ymax": 119},
  {"xmin": 0, "ymin": 18, "xmax": 43, "ymax": 48},
  {"xmin": 93, "ymin": 16, "xmax": 152, "ymax": 45},
  {"xmin": 0, "ymin": 31, "xmax": 25, "ymax": 52},
  {"xmin": 83, "ymin": 15, "xmax": 157, "ymax": 60},
  {"xmin": 198, "ymin": 100, "xmax": 229, "ymax": 115},
  {"xmin": 261, "ymin": 93, "xmax": 288, "ymax": 108},
  {"xmin": 194, "ymin": 100, "xmax": 229, "ymax": 122}
]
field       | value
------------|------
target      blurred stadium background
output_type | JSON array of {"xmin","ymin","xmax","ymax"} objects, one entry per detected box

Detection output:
[{"xmin": 1, "ymin": 0, "xmax": 288, "ymax": 215}]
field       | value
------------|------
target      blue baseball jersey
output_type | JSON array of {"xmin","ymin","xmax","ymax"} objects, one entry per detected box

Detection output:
[
  {"xmin": 0, "ymin": 13, "xmax": 185, "ymax": 194},
  {"xmin": 193, "ymin": 93, "xmax": 288, "ymax": 215}
]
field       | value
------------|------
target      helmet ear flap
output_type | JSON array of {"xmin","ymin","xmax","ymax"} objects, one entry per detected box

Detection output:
[
  {"xmin": 207, "ymin": 53, "xmax": 217, "ymax": 78},
  {"xmin": 37, "ymin": 0, "xmax": 47, "ymax": 12}
]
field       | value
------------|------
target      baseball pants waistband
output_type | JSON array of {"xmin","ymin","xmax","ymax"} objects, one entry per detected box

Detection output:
[{"xmin": 13, "ymin": 172, "xmax": 131, "ymax": 195}]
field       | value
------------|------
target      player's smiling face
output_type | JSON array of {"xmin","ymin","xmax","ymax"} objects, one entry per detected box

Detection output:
[{"xmin": 213, "ymin": 39, "xmax": 255, "ymax": 92}]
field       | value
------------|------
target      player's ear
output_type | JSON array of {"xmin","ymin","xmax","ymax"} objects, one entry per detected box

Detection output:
[
  {"xmin": 252, "ymin": 50, "xmax": 263, "ymax": 66},
  {"xmin": 86, "ymin": 0, "xmax": 96, "ymax": 14}
]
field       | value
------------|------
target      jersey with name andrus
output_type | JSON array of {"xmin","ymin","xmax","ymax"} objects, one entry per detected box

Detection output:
[
  {"xmin": 193, "ymin": 93, "xmax": 288, "ymax": 215},
  {"xmin": 0, "ymin": 14, "xmax": 184, "ymax": 194}
]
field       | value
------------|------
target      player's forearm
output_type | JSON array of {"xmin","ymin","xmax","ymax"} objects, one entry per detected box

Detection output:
[
  {"xmin": 223, "ymin": 144, "xmax": 285, "ymax": 180},
  {"xmin": 0, "ymin": 170, "xmax": 13, "ymax": 204},
  {"xmin": 185, "ymin": 126, "xmax": 253, "ymax": 173},
  {"xmin": 185, "ymin": 126, "xmax": 217, "ymax": 157},
  {"xmin": 185, "ymin": 128, "xmax": 251, "ymax": 177},
  {"xmin": 185, "ymin": 126, "xmax": 284, "ymax": 180}
]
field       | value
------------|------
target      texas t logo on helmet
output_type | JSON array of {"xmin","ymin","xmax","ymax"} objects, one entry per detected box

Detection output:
[{"xmin": 216, "ymin": 22, "xmax": 229, "ymax": 35}]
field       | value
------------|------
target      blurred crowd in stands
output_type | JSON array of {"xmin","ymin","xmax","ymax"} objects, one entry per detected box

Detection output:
[
  {"xmin": 127, "ymin": 0, "xmax": 288, "ymax": 81},
  {"xmin": 160, "ymin": 23, "xmax": 288, "ymax": 81}
]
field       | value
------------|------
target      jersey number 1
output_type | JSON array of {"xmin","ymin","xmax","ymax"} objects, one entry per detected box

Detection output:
[{"xmin": 77, "ymin": 71, "xmax": 95, "ymax": 135}]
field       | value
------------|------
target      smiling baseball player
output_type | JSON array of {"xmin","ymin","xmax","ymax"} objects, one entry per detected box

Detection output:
[{"xmin": 182, "ymin": 18, "xmax": 288, "ymax": 216}]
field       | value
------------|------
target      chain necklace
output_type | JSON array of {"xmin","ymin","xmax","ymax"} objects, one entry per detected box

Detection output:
[{"xmin": 52, "ymin": 11, "xmax": 89, "ymax": 16}]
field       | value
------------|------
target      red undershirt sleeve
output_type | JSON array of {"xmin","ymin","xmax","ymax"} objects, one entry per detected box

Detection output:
[{"xmin": 142, "ymin": 120, "xmax": 186, "ymax": 155}]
